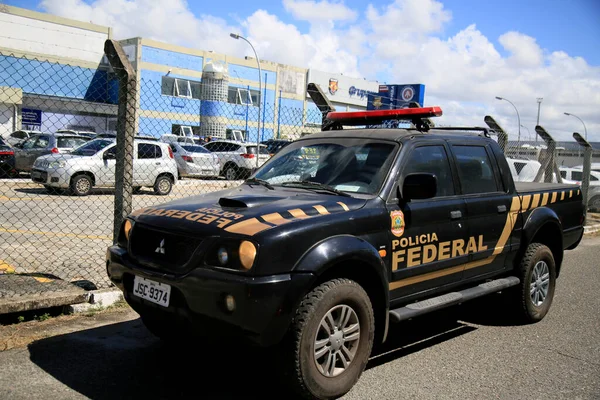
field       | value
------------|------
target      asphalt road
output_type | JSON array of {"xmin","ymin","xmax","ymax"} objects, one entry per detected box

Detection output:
[
  {"xmin": 0, "ymin": 177, "xmax": 240, "ymax": 289},
  {"xmin": 0, "ymin": 236, "xmax": 599, "ymax": 399}
]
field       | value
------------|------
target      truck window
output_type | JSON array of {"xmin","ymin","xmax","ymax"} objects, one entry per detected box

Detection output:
[
  {"xmin": 452, "ymin": 145, "xmax": 498, "ymax": 194},
  {"xmin": 403, "ymin": 145, "xmax": 455, "ymax": 197}
]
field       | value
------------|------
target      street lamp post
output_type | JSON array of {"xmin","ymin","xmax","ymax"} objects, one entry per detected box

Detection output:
[
  {"xmin": 564, "ymin": 112, "xmax": 588, "ymax": 141},
  {"xmin": 230, "ymin": 33, "xmax": 261, "ymax": 168},
  {"xmin": 496, "ymin": 96, "xmax": 521, "ymax": 155}
]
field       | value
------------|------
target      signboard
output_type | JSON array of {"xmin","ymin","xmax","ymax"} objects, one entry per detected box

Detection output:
[
  {"xmin": 21, "ymin": 108, "xmax": 42, "ymax": 125},
  {"xmin": 278, "ymin": 68, "xmax": 305, "ymax": 96},
  {"xmin": 367, "ymin": 84, "xmax": 426, "ymax": 110},
  {"xmin": 306, "ymin": 69, "xmax": 379, "ymax": 107}
]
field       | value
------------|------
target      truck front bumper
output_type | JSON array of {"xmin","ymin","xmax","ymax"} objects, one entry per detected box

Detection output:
[{"xmin": 106, "ymin": 245, "xmax": 313, "ymax": 347}]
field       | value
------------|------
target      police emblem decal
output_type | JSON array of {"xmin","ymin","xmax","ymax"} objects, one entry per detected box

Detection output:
[
  {"xmin": 390, "ymin": 210, "xmax": 405, "ymax": 237},
  {"xmin": 372, "ymin": 96, "xmax": 383, "ymax": 109},
  {"xmin": 401, "ymin": 86, "xmax": 414, "ymax": 102},
  {"xmin": 328, "ymin": 78, "xmax": 338, "ymax": 95}
]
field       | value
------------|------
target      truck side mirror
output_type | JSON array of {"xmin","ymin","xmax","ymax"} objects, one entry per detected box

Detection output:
[
  {"xmin": 103, "ymin": 151, "xmax": 115, "ymax": 160},
  {"xmin": 402, "ymin": 173, "xmax": 437, "ymax": 201}
]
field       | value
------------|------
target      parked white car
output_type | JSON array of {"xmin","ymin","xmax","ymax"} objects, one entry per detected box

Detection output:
[
  {"xmin": 203, "ymin": 139, "xmax": 270, "ymax": 180},
  {"xmin": 31, "ymin": 138, "xmax": 178, "ymax": 196},
  {"xmin": 4, "ymin": 130, "xmax": 42, "ymax": 146},
  {"xmin": 168, "ymin": 141, "xmax": 220, "ymax": 178},
  {"xmin": 559, "ymin": 166, "xmax": 600, "ymax": 211}
]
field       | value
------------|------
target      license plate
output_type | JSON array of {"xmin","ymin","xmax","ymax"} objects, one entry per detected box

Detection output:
[
  {"xmin": 31, "ymin": 171, "xmax": 41, "ymax": 179},
  {"xmin": 132, "ymin": 276, "xmax": 171, "ymax": 307}
]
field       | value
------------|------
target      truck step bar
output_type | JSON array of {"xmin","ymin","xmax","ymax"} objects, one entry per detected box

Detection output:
[{"xmin": 389, "ymin": 276, "xmax": 520, "ymax": 322}]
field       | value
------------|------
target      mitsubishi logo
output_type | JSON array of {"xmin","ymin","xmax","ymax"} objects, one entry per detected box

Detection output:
[{"xmin": 155, "ymin": 239, "xmax": 165, "ymax": 254}]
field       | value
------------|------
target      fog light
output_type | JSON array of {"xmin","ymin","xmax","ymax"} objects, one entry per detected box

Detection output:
[
  {"xmin": 217, "ymin": 247, "xmax": 229, "ymax": 265},
  {"xmin": 225, "ymin": 294, "xmax": 236, "ymax": 312}
]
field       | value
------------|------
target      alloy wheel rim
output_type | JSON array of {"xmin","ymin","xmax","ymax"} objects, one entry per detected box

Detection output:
[
  {"xmin": 530, "ymin": 260, "xmax": 550, "ymax": 306},
  {"xmin": 76, "ymin": 178, "xmax": 90, "ymax": 193},
  {"xmin": 313, "ymin": 304, "xmax": 360, "ymax": 377}
]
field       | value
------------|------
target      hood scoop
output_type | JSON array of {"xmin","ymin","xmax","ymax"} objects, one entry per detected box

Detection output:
[{"xmin": 218, "ymin": 195, "xmax": 286, "ymax": 209}]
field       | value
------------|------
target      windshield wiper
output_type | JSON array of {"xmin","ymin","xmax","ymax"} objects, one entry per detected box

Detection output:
[
  {"xmin": 245, "ymin": 177, "xmax": 274, "ymax": 190},
  {"xmin": 281, "ymin": 181, "xmax": 351, "ymax": 197}
]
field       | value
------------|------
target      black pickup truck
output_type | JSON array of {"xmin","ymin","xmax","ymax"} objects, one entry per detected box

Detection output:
[{"xmin": 106, "ymin": 107, "xmax": 584, "ymax": 399}]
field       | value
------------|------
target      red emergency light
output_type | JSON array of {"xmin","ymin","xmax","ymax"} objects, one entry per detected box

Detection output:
[{"xmin": 325, "ymin": 106, "xmax": 442, "ymax": 126}]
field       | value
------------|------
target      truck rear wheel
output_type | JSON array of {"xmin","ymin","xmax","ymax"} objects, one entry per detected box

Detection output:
[
  {"xmin": 514, "ymin": 243, "xmax": 556, "ymax": 322},
  {"xmin": 283, "ymin": 278, "xmax": 374, "ymax": 399}
]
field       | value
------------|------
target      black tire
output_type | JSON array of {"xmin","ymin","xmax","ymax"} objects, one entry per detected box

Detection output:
[
  {"xmin": 588, "ymin": 196, "xmax": 600, "ymax": 212},
  {"xmin": 224, "ymin": 164, "xmax": 239, "ymax": 180},
  {"xmin": 132, "ymin": 186, "xmax": 142, "ymax": 194},
  {"xmin": 69, "ymin": 174, "xmax": 92, "ymax": 196},
  {"xmin": 283, "ymin": 278, "xmax": 374, "ymax": 399},
  {"xmin": 514, "ymin": 243, "xmax": 556, "ymax": 323},
  {"xmin": 153, "ymin": 175, "xmax": 172, "ymax": 195}
]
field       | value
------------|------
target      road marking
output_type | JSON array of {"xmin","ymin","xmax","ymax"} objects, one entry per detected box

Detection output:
[
  {"xmin": 0, "ymin": 228, "xmax": 111, "ymax": 241},
  {"xmin": 0, "ymin": 195, "xmax": 59, "ymax": 202},
  {"xmin": 0, "ymin": 260, "xmax": 16, "ymax": 273},
  {"xmin": 33, "ymin": 276, "xmax": 53, "ymax": 283}
]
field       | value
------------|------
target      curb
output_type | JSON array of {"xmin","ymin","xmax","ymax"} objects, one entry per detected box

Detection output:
[{"xmin": 65, "ymin": 288, "xmax": 123, "ymax": 314}]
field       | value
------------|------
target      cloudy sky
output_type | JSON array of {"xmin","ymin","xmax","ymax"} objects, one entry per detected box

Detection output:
[{"xmin": 7, "ymin": 0, "xmax": 600, "ymax": 141}]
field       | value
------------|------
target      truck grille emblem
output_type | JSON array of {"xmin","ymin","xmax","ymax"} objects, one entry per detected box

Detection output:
[{"xmin": 155, "ymin": 239, "xmax": 165, "ymax": 254}]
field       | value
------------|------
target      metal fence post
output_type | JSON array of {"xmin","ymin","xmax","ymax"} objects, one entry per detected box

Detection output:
[
  {"xmin": 104, "ymin": 39, "xmax": 136, "ymax": 244},
  {"xmin": 484, "ymin": 116, "xmax": 508, "ymax": 153},
  {"xmin": 573, "ymin": 132, "xmax": 592, "ymax": 213}
]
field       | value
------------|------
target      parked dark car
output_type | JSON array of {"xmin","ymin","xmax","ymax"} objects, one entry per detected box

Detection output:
[
  {"xmin": 0, "ymin": 137, "xmax": 17, "ymax": 178},
  {"xmin": 13, "ymin": 132, "xmax": 89, "ymax": 172},
  {"xmin": 261, "ymin": 139, "xmax": 292, "ymax": 156}
]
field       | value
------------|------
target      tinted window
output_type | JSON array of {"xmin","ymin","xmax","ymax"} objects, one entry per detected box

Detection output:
[
  {"xmin": 453, "ymin": 146, "xmax": 498, "ymax": 194},
  {"xmin": 21, "ymin": 137, "xmax": 37, "ymax": 149},
  {"xmin": 403, "ymin": 146, "xmax": 455, "ymax": 197},
  {"xmin": 181, "ymin": 145, "xmax": 210, "ymax": 154},
  {"xmin": 246, "ymin": 146, "xmax": 270, "ymax": 155},
  {"xmin": 58, "ymin": 137, "xmax": 87, "ymax": 148},
  {"xmin": 34, "ymin": 136, "xmax": 50, "ymax": 148},
  {"xmin": 12, "ymin": 131, "xmax": 28, "ymax": 139},
  {"xmin": 138, "ymin": 143, "xmax": 162, "ymax": 159},
  {"xmin": 104, "ymin": 146, "xmax": 116, "ymax": 158},
  {"xmin": 560, "ymin": 171, "xmax": 567, "ymax": 178},
  {"xmin": 71, "ymin": 139, "xmax": 113, "ymax": 156}
]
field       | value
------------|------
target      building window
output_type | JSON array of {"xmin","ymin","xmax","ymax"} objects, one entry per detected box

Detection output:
[
  {"xmin": 161, "ymin": 77, "xmax": 201, "ymax": 99},
  {"xmin": 228, "ymin": 86, "xmax": 260, "ymax": 106},
  {"xmin": 172, "ymin": 124, "xmax": 200, "ymax": 137}
]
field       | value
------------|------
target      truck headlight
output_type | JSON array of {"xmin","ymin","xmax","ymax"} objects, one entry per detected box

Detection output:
[
  {"xmin": 239, "ymin": 241, "xmax": 257, "ymax": 270},
  {"xmin": 49, "ymin": 160, "xmax": 66, "ymax": 169}
]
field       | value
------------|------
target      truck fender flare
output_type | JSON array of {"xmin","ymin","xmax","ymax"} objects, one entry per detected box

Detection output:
[
  {"xmin": 292, "ymin": 235, "xmax": 390, "ymax": 338},
  {"xmin": 521, "ymin": 207, "xmax": 564, "ymax": 273}
]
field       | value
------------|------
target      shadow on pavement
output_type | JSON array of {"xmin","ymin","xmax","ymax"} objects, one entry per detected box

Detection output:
[{"xmin": 27, "ymin": 293, "xmax": 525, "ymax": 399}]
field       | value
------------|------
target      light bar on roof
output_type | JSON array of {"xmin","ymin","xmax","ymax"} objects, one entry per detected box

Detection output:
[{"xmin": 325, "ymin": 106, "xmax": 443, "ymax": 126}]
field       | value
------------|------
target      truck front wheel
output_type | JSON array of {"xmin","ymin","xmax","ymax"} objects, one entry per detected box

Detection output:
[
  {"xmin": 284, "ymin": 278, "xmax": 374, "ymax": 399},
  {"xmin": 514, "ymin": 243, "xmax": 557, "ymax": 322}
]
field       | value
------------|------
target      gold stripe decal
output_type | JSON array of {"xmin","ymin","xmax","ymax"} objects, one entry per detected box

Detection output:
[
  {"xmin": 493, "ymin": 197, "xmax": 520, "ymax": 256},
  {"xmin": 561, "ymin": 191, "xmax": 565, "ymax": 200},
  {"xmin": 313, "ymin": 205, "xmax": 330, "ymax": 215},
  {"xmin": 521, "ymin": 195, "xmax": 531, "ymax": 211},
  {"xmin": 530, "ymin": 194, "xmax": 541, "ymax": 209},
  {"xmin": 541, "ymin": 193, "xmax": 549, "ymax": 206},
  {"xmin": 570, "ymin": 190, "xmax": 573, "ymax": 198},
  {"xmin": 261, "ymin": 213, "xmax": 290, "ymax": 225},
  {"xmin": 337, "ymin": 202, "xmax": 350, "ymax": 211},
  {"xmin": 224, "ymin": 218, "xmax": 271, "ymax": 236},
  {"xmin": 551, "ymin": 192, "xmax": 557, "ymax": 203},
  {"xmin": 289, "ymin": 208, "xmax": 310, "ymax": 219},
  {"xmin": 577, "ymin": 189, "xmax": 581, "ymax": 196}
]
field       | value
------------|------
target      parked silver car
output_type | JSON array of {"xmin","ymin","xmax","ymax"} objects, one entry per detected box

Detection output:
[
  {"xmin": 14, "ymin": 133, "xmax": 89, "ymax": 172},
  {"xmin": 203, "ymin": 140, "xmax": 270, "ymax": 180},
  {"xmin": 4, "ymin": 129, "xmax": 42, "ymax": 147},
  {"xmin": 31, "ymin": 138, "xmax": 178, "ymax": 196},
  {"xmin": 168, "ymin": 142, "xmax": 220, "ymax": 178}
]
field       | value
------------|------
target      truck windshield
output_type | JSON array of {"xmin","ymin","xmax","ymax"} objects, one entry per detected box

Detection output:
[{"xmin": 253, "ymin": 139, "xmax": 398, "ymax": 195}]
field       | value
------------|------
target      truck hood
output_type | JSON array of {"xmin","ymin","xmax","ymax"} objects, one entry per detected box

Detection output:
[{"xmin": 130, "ymin": 184, "xmax": 366, "ymax": 238}]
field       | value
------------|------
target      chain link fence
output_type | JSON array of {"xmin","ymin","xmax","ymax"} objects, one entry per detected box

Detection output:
[{"xmin": 0, "ymin": 44, "xmax": 596, "ymax": 305}]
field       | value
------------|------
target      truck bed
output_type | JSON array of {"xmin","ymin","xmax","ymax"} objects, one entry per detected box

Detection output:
[{"xmin": 515, "ymin": 181, "xmax": 579, "ymax": 193}]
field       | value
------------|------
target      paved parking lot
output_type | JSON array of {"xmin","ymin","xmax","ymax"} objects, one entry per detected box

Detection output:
[
  {"xmin": 0, "ymin": 177, "xmax": 239, "ymax": 289},
  {"xmin": 0, "ymin": 236, "xmax": 598, "ymax": 399}
]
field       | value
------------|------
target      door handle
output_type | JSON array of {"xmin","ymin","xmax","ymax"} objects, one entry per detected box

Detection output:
[
  {"xmin": 450, "ymin": 210, "xmax": 462, "ymax": 220},
  {"xmin": 155, "ymin": 162, "xmax": 161, "ymax": 165},
  {"xmin": 497, "ymin": 205, "xmax": 507, "ymax": 213}
]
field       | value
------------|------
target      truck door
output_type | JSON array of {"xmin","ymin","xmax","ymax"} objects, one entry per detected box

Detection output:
[
  {"xmin": 387, "ymin": 142, "xmax": 469, "ymax": 300},
  {"xmin": 449, "ymin": 143, "xmax": 513, "ymax": 280}
]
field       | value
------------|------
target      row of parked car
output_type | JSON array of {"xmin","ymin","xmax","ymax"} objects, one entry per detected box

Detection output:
[{"xmin": 0, "ymin": 129, "xmax": 293, "ymax": 195}]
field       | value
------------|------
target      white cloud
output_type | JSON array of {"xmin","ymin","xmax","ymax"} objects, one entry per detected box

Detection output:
[
  {"xmin": 38, "ymin": 0, "xmax": 600, "ymax": 141},
  {"xmin": 283, "ymin": 0, "xmax": 357, "ymax": 22}
]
